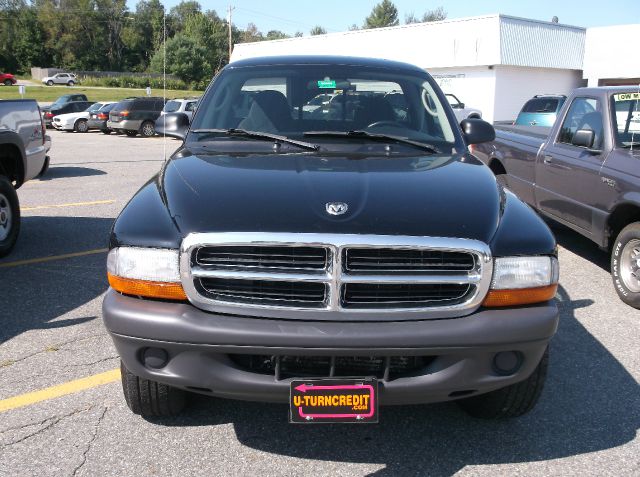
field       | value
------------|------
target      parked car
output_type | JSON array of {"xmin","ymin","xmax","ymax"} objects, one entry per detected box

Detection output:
[
  {"xmin": 42, "ymin": 73, "xmax": 78, "ymax": 86},
  {"xmin": 52, "ymin": 102, "xmax": 114, "ymax": 133},
  {"xmin": 0, "ymin": 72, "xmax": 17, "ymax": 86},
  {"xmin": 0, "ymin": 99, "xmax": 48, "ymax": 256},
  {"xmin": 473, "ymin": 87, "xmax": 640, "ymax": 308},
  {"xmin": 108, "ymin": 97, "xmax": 166, "ymax": 137},
  {"xmin": 161, "ymin": 98, "xmax": 198, "ymax": 122},
  {"xmin": 43, "ymin": 101, "xmax": 94, "ymax": 128},
  {"xmin": 88, "ymin": 102, "xmax": 118, "ymax": 134},
  {"xmin": 105, "ymin": 56, "xmax": 559, "ymax": 421},
  {"xmin": 40, "ymin": 93, "xmax": 89, "ymax": 126},
  {"xmin": 513, "ymin": 94, "xmax": 567, "ymax": 127},
  {"xmin": 446, "ymin": 94, "xmax": 482, "ymax": 122}
]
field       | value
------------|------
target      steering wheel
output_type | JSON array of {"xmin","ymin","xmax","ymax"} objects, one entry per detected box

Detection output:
[{"xmin": 366, "ymin": 120, "xmax": 404, "ymax": 129}]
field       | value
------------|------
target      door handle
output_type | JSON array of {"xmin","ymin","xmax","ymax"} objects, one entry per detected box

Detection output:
[{"xmin": 543, "ymin": 155, "xmax": 553, "ymax": 164}]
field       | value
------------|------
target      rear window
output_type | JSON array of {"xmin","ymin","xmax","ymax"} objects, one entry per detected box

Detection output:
[
  {"xmin": 164, "ymin": 100, "xmax": 181, "ymax": 113},
  {"xmin": 115, "ymin": 100, "xmax": 134, "ymax": 111},
  {"xmin": 522, "ymin": 98, "xmax": 560, "ymax": 113}
]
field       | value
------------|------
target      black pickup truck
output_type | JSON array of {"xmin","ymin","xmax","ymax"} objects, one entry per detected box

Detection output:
[
  {"xmin": 103, "ymin": 56, "xmax": 559, "ymax": 421},
  {"xmin": 473, "ymin": 87, "xmax": 640, "ymax": 308}
]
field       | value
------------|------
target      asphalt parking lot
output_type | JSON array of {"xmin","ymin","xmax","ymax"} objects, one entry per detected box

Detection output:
[{"xmin": 0, "ymin": 129, "xmax": 638, "ymax": 476}]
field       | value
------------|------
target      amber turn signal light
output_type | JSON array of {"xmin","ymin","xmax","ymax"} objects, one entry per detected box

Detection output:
[
  {"xmin": 482, "ymin": 284, "xmax": 558, "ymax": 307},
  {"xmin": 107, "ymin": 273, "xmax": 187, "ymax": 301}
]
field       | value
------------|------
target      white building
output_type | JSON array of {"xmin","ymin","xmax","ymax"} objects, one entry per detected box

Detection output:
[
  {"xmin": 583, "ymin": 24, "xmax": 640, "ymax": 87},
  {"xmin": 231, "ymin": 14, "xmax": 587, "ymax": 122}
]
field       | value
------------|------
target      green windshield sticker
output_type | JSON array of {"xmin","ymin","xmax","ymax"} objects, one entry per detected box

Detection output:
[
  {"xmin": 613, "ymin": 92, "xmax": 640, "ymax": 101},
  {"xmin": 317, "ymin": 80, "xmax": 336, "ymax": 89}
]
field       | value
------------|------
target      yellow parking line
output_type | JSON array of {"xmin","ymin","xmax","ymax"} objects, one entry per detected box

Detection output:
[
  {"xmin": 0, "ymin": 369, "xmax": 120, "ymax": 413},
  {"xmin": 0, "ymin": 248, "xmax": 108, "ymax": 268},
  {"xmin": 21, "ymin": 199, "xmax": 115, "ymax": 211}
]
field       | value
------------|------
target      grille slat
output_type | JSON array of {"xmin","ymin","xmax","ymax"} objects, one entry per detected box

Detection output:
[
  {"xmin": 198, "ymin": 278, "xmax": 326, "ymax": 307},
  {"xmin": 196, "ymin": 246, "xmax": 328, "ymax": 271},
  {"xmin": 345, "ymin": 248, "xmax": 475, "ymax": 272},
  {"xmin": 343, "ymin": 283, "xmax": 471, "ymax": 309}
]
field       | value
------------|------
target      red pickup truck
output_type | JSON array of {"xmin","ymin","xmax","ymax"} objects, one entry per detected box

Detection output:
[{"xmin": 0, "ymin": 72, "xmax": 17, "ymax": 86}]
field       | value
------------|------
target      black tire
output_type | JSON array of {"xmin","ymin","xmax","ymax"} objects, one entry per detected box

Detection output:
[
  {"xmin": 458, "ymin": 347, "xmax": 548, "ymax": 419},
  {"xmin": 67, "ymin": 80, "xmax": 75, "ymax": 86},
  {"xmin": 3, "ymin": 79, "xmax": 12, "ymax": 86},
  {"xmin": 140, "ymin": 120, "xmax": 155, "ymax": 137},
  {"xmin": 39, "ymin": 156, "xmax": 50, "ymax": 177},
  {"xmin": 74, "ymin": 119, "xmax": 88, "ymax": 133},
  {"xmin": 120, "ymin": 361, "xmax": 186, "ymax": 417},
  {"xmin": 0, "ymin": 176, "xmax": 20, "ymax": 257},
  {"xmin": 102, "ymin": 128, "xmax": 112, "ymax": 135},
  {"xmin": 125, "ymin": 130, "xmax": 138, "ymax": 137},
  {"xmin": 46, "ymin": 80, "xmax": 53, "ymax": 86},
  {"xmin": 611, "ymin": 222, "xmax": 640, "ymax": 308}
]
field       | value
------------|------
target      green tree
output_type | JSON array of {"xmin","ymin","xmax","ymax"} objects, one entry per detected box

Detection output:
[
  {"xmin": 169, "ymin": 0, "xmax": 201, "ymax": 33},
  {"xmin": 405, "ymin": 7, "xmax": 447, "ymax": 24},
  {"xmin": 121, "ymin": 0, "xmax": 165, "ymax": 70},
  {"xmin": 363, "ymin": 0, "xmax": 399, "ymax": 29},
  {"xmin": 266, "ymin": 30, "xmax": 290, "ymax": 40},
  {"xmin": 310, "ymin": 25, "xmax": 326, "ymax": 35},
  {"xmin": 149, "ymin": 33, "xmax": 210, "ymax": 83}
]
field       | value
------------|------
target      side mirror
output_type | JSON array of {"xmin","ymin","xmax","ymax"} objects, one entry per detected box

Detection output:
[
  {"xmin": 458, "ymin": 102, "xmax": 465, "ymax": 109},
  {"xmin": 571, "ymin": 129, "xmax": 595, "ymax": 148},
  {"xmin": 156, "ymin": 112, "xmax": 189, "ymax": 140},
  {"xmin": 460, "ymin": 118, "xmax": 495, "ymax": 145}
]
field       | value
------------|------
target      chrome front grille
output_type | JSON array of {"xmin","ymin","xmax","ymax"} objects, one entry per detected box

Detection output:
[{"xmin": 180, "ymin": 233, "xmax": 493, "ymax": 321}]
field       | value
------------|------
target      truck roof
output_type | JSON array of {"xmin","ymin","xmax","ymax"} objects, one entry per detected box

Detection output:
[
  {"xmin": 228, "ymin": 55, "xmax": 425, "ymax": 74},
  {"xmin": 572, "ymin": 86, "xmax": 640, "ymax": 96}
]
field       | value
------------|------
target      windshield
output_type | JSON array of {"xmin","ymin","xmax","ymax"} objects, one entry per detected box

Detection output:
[
  {"xmin": 86, "ymin": 103, "xmax": 102, "ymax": 112},
  {"xmin": 51, "ymin": 95, "xmax": 71, "ymax": 108},
  {"xmin": 190, "ymin": 64, "xmax": 457, "ymax": 151},
  {"xmin": 612, "ymin": 93, "xmax": 640, "ymax": 148},
  {"xmin": 521, "ymin": 98, "xmax": 561, "ymax": 113}
]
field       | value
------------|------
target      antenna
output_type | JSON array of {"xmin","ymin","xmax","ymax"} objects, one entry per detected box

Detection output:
[
  {"xmin": 163, "ymin": 9, "xmax": 167, "ymax": 163},
  {"xmin": 632, "ymin": 83, "xmax": 640, "ymax": 154}
]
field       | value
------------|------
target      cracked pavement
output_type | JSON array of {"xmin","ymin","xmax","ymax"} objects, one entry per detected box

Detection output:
[{"xmin": 0, "ymin": 130, "xmax": 639, "ymax": 476}]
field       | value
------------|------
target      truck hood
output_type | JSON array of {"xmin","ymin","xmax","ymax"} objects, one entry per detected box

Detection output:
[{"xmin": 160, "ymin": 150, "xmax": 503, "ymax": 243}]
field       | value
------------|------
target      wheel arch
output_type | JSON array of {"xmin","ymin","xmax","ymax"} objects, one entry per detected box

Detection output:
[
  {"xmin": 0, "ymin": 135, "xmax": 26, "ymax": 187},
  {"xmin": 607, "ymin": 202, "xmax": 640, "ymax": 249}
]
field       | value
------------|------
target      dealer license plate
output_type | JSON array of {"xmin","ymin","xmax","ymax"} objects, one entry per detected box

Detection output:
[{"xmin": 289, "ymin": 378, "xmax": 378, "ymax": 424}]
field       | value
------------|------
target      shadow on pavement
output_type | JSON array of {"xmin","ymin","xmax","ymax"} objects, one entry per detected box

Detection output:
[
  {"xmin": 152, "ymin": 285, "xmax": 639, "ymax": 475},
  {"xmin": 39, "ymin": 166, "xmax": 106, "ymax": 180},
  {"xmin": 0, "ymin": 216, "xmax": 112, "ymax": 343},
  {"xmin": 546, "ymin": 219, "xmax": 609, "ymax": 273}
]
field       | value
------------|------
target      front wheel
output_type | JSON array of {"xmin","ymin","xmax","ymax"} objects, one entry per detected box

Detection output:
[
  {"xmin": 611, "ymin": 222, "xmax": 640, "ymax": 308},
  {"xmin": 0, "ymin": 176, "xmax": 20, "ymax": 257},
  {"xmin": 120, "ymin": 361, "xmax": 186, "ymax": 417},
  {"xmin": 67, "ymin": 80, "xmax": 75, "ymax": 86},
  {"xmin": 46, "ymin": 80, "xmax": 53, "ymax": 86},
  {"xmin": 74, "ymin": 119, "xmax": 88, "ymax": 133},
  {"xmin": 458, "ymin": 347, "xmax": 548, "ymax": 419},
  {"xmin": 3, "ymin": 79, "xmax": 12, "ymax": 86},
  {"xmin": 140, "ymin": 120, "xmax": 156, "ymax": 137}
]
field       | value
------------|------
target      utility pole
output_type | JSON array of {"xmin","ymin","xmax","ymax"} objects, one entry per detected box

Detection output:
[{"xmin": 227, "ymin": 5, "xmax": 235, "ymax": 61}]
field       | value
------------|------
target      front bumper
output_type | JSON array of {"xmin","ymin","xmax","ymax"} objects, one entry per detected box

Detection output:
[
  {"xmin": 103, "ymin": 289, "xmax": 558, "ymax": 405},
  {"xmin": 52, "ymin": 121, "xmax": 73, "ymax": 130}
]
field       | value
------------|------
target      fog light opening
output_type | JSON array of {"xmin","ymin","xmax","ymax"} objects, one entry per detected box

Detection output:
[
  {"xmin": 142, "ymin": 347, "xmax": 169, "ymax": 369},
  {"xmin": 493, "ymin": 351, "xmax": 523, "ymax": 376}
]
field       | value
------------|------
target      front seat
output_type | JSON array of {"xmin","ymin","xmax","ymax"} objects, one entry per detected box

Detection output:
[{"xmin": 238, "ymin": 90, "xmax": 292, "ymax": 133}]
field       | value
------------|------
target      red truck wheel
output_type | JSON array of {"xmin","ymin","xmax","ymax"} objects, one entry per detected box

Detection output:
[{"xmin": 0, "ymin": 176, "xmax": 20, "ymax": 257}]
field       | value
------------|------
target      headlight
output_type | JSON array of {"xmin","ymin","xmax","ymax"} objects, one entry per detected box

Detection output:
[
  {"xmin": 483, "ymin": 256, "xmax": 559, "ymax": 307},
  {"xmin": 107, "ymin": 247, "xmax": 186, "ymax": 300}
]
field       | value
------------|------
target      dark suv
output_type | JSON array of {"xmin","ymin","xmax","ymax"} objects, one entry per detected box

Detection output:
[
  {"xmin": 43, "ymin": 100, "xmax": 94, "ymax": 127},
  {"xmin": 108, "ymin": 97, "xmax": 166, "ymax": 137}
]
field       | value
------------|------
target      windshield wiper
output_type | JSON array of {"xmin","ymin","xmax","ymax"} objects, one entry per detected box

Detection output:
[
  {"xmin": 304, "ymin": 130, "xmax": 440, "ymax": 154},
  {"xmin": 191, "ymin": 128, "xmax": 320, "ymax": 151}
]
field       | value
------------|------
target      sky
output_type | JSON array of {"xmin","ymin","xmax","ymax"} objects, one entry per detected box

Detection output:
[{"xmin": 147, "ymin": 0, "xmax": 640, "ymax": 35}]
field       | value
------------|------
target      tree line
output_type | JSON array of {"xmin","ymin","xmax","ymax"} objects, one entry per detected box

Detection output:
[{"xmin": 0, "ymin": 0, "xmax": 445, "ymax": 88}]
